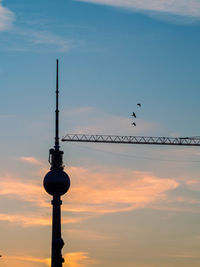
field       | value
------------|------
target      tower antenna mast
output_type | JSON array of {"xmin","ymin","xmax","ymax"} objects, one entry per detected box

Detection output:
[
  {"xmin": 44, "ymin": 59, "xmax": 70, "ymax": 267},
  {"xmin": 55, "ymin": 59, "xmax": 59, "ymax": 150}
]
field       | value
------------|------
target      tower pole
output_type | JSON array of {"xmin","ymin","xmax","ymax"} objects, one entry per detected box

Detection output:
[
  {"xmin": 51, "ymin": 195, "xmax": 63, "ymax": 267},
  {"xmin": 44, "ymin": 59, "xmax": 70, "ymax": 267},
  {"xmin": 55, "ymin": 59, "xmax": 59, "ymax": 151}
]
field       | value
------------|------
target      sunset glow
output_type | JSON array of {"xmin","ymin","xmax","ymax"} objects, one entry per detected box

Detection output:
[{"xmin": 0, "ymin": 0, "xmax": 200, "ymax": 266}]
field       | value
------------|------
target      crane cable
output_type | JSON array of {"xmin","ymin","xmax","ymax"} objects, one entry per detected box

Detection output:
[{"xmin": 67, "ymin": 143, "xmax": 200, "ymax": 163}]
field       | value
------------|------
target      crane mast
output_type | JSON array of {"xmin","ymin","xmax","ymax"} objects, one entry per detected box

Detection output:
[{"xmin": 62, "ymin": 134, "xmax": 200, "ymax": 146}]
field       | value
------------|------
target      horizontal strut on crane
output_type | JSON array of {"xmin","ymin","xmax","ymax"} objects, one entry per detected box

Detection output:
[{"xmin": 62, "ymin": 134, "xmax": 200, "ymax": 146}]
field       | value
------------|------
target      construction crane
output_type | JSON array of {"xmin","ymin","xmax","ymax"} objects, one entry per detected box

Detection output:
[{"xmin": 62, "ymin": 133, "xmax": 200, "ymax": 146}]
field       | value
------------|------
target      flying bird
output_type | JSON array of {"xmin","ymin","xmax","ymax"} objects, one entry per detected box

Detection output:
[
  {"xmin": 137, "ymin": 103, "xmax": 141, "ymax": 107},
  {"xmin": 132, "ymin": 122, "xmax": 136, "ymax": 126},
  {"xmin": 131, "ymin": 112, "xmax": 136, "ymax": 118}
]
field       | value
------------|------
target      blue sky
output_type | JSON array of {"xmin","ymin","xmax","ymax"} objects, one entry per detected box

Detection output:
[
  {"xmin": 1, "ymin": 0, "xmax": 200, "ymax": 266},
  {"xmin": 1, "ymin": 0, "xmax": 200, "ymax": 134}
]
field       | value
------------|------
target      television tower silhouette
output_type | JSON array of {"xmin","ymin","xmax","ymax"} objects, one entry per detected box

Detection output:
[
  {"xmin": 42, "ymin": 60, "xmax": 200, "ymax": 267},
  {"xmin": 43, "ymin": 59, "xmax": 70, "ymax": 267}
]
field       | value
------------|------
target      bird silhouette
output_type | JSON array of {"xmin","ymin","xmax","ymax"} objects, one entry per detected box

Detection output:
[
  {"xmin": 131, "ymin": 112, "xmax": 136, "ymax": 118},
  {"xmin": 137, "ymin": 103, "xmax": 141, "ymax": 107},
  {"xmin": 132, "ymin": 122, "xmax": 136, "ymax": 126}
]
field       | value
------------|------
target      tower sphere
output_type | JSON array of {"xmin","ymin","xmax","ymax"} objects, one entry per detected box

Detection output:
[{"xmin": 43, "ymin": 170, "xmax": 70, "ymax": 196}]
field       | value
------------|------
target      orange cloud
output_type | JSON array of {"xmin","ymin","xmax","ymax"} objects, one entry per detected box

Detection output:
[
  {"xmin": 0, "ymin": 213, "xmax": 50, "ymax": 226},
  {"xmin": 66, "ymin": 228, "xmax": 112, "ymax": 241},
  {"xmin": 0, "ymin": 212, "xmax": 84, "ymax": 227},
  {"xmin": 0, "ymin": 167, "xmax": 179, "ymax": 214},
  {"xmin": 64, "ymin": 252, "xmax": 95, "ymax": 267},
  {"xmin": 0, "ymin": 165, "xmax": 179, "ymax": 226},
  {"xmin": 4, "ymin": 252, "xmax": 94, "ymax": 267},
  {"xmin": 185, "ymin": 179, "xmax": 200, "ymax": 191},
  {"xmin": 65, "ymin": 166, "xmax": 179, "ymax": 213},
  {"xmin": 0, "ymin": 177, "xmax": 48, "ymax": 208},
  {"xmin": 19, "ymin": 156, "xmax": 42, "ymax": 165},
  {"xmin": 4, "ymin": 255, "xmax": 50, "ymax": 265}
]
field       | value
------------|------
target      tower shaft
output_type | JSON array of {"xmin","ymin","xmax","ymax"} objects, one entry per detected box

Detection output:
[{"xmin": 51, "ymin": 195, "xmax": 64, "ymax": 267}]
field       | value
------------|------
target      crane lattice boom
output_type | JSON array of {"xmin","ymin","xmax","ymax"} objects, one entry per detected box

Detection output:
[{"xmin": 62, "ymin": 134, "xmax": 200, "ymax": 146}]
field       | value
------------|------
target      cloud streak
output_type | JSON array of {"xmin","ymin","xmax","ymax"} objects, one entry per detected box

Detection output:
[
  {"xmin": 62, "ymin": 106, "xmax": 164, "ymax": 136},
  {"xmin": 5, "ymin": 27, "xmax": 74, "ymax": 52},
  {"xmin": 0, "ymin": 212, "xmax": 85, "ymax": 227},
  {"xmin": 0, "ymin": 164, "xmax": 179, "ymax": 226},
  {"xmin": 0, "ymin": 213, "xmax": 51, "ymax": 226},
  {"xmin": 0, "ymin": 1, "xmax": 15, "ymax": 31},
  {"xmin": 24, "ymin": 29, "xmax": 72, "ymax": 52},
  {"xmin": 5, "ymin": 252, "xmax": 94, "ymax": 267},
  {"xmin": 76, "ymin": 0, "xmax": 200, "ymax": 18},
  {"xmin": 20, "ymin": 156, "xmax": 42, "ymax": 165},
  {"xmin": 0, "ymin": 176, "xmax": 47, "ymax": 208},
  {"xmin": 66, "ymin": 166, "xmax": 179, "ymax": 213}
]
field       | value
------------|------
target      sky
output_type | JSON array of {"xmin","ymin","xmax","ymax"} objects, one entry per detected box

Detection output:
[{"xmin": 1, "ymin": 0, "xmax": 200, "ymax": 266}]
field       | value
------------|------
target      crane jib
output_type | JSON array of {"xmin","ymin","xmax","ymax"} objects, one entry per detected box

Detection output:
[{"xmin": 61, "ymin": 134, "xmax": 200, "ymax": 146}]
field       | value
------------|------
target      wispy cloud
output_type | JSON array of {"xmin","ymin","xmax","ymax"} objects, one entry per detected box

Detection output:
[
  {"xmin": 0, "ymin": 176, "xmax": 47, "ymax": 208},
  {"xmin": 64, "ymin": 252, "xmax": 95, "ymax": 267},
  {"xmin": 185, "ymin": 179, "xmax": 200, "ymax": 191},
  {"xmin": 5, "ymin": 252, "xmax": 95, "ymax": 267},
  {"xmin": 62, "ymin": 106, "xmax": 165, "ymax": 136},
  {"xmin": 0, "ymin": 212, "xmax": 83, "ymax": 226},
  {"xmin": 0, "ymin": 213, "xmax": 51, "ymax": 226},
  {"xmin": 2, "ymin": 255, "xmax": 45, "ymax": 267},
  {"xmin": 0, "ymin": 1, "xmax": 15, "ymax": 31},
  {"xmin": 169, "ymin": 253, "xmax": 200, "ymax": 259},
  {"xmin": 4, "ymin": 27, "xmax": 74, "ymax": 52},
  {"xmin": 22, "ymin": 29, "xmax": 72, "ymax": 52},
  {"xmin": 67, "ymin": 228, "xmax": 112, "ymax": 240},
  {"xmin": 66, "ymin": 166, "xmax": 179, "ymax": 213},
  {"xmin": 20, "ymin": 156, "xmax": 42, "ymax": 165},
  {"xmin": 76, "ymin": 0, "xmax": 200, "ymax": 20},
  {"xmin": 0, "ymin": 164, "xmax": 179, "ymax": 226},
  {"xmin": 0, "ymin": 9, "xmax": 77, "ymax": 53}
]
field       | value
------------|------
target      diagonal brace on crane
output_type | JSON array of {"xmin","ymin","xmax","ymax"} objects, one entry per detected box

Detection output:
[{"xmin": 62, "ymin": 134, "xmax": 200, "ymax": 146}]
